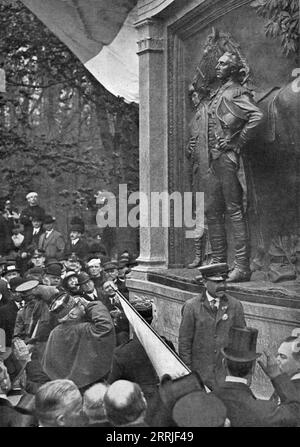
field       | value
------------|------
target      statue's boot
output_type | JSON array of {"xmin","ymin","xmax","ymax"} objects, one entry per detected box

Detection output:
[
  {"xmin": 207, "ymin": 221, "xmax": 227, "ymax": 264},
  {"xmin": 227, "ymin": 211, "xmax": 251, "ymax": 283},
  {"xmin": 187, "ymin": 237, "xmax": 203, "ymax": 269},
  {"xmin": 187, "ymin": 232, "xmax": 207, "ymax": 268}
]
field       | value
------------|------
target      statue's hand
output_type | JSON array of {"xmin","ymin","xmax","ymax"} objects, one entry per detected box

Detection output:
[
  {"xmin": 216, "ymin": 137, "xmax": 236, "ymax": 152},
  {"xmin": 189, "ymin": 137, "xmax": 197, "ymax": 152}
]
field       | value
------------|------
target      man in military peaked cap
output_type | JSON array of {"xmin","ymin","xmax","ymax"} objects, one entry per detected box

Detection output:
[{"xmin": 178, "ymin": 263, "xmax": 246, "ymax": 390}]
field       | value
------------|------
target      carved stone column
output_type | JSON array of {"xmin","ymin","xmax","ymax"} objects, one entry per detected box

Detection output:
[{"xmin": 134, "ymin": 18, "xmax": 167, "ymax": 275}]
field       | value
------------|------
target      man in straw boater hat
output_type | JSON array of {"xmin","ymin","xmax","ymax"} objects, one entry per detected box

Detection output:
[
  {"xmin": 213, "ymin": 326, "xmax": 300, "ymax": 426},
  {"xmin": 178, "ymin": 262, "xmax": 246, "ymax": 391},
  {"xmin": 42, "ymin": 291, "xmax": 116, "ymax": 391}
]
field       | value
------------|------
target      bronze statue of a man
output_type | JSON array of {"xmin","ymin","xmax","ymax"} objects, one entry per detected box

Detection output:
[
  {"xmin": 186, "ymin": 84, "xmax": 211, "ymax": 268},
  {"xmin": 205, "ymin": 51, "xmax": 263, "ymax": 282}
]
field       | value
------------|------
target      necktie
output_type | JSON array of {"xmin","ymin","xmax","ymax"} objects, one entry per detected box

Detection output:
[{"xmin": 210, "ymin": 299, "xmax": 218, "ymax": 314}]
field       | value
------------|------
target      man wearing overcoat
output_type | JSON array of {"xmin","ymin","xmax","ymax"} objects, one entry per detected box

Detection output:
[{"xmin": 178, "ymin": 263, "xmax": 246, "ymax": 390}]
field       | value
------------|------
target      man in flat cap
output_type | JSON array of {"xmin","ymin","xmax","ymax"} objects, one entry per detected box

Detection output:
[
  {"xmin": 42, "ymin": 292, "xmax": 116, "ymax": 390},
  {"xmin": 38, "ymin": 215, "xmax": 65, "ymax": 260},
  {"xmin": 178, "ymin": 263, "xmax": 246, "ymax": 390},
  {"xmin": 20, "ymin": 193, "xmax": 45, "ymax": 243}
]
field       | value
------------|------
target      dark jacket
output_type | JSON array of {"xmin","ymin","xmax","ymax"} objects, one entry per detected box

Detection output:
[
  {"xmin": 0, "ymin": 215, "xmax": 10, "ymax": 256},
  {"xmin": 23, "ymin": 226, "xmax": 44, "ymax": 251},
  {"xmin": 214, "ymin": 374, "xmax": 300, "ymax": 427},
  {"xmin": 108, "ymin": 335, "xmax": 175, "ymax": 427},
  {"xmin": 178, "ymin": 291, "xmax": 246, "ymax": 390},
  {"xmin": 20, "ymin": 205, "xmax": 45, "ymax": 240},
  {"xmin": 82, "ymin": 287, "xmax": 112, "ymax": 312},
  {"xmin": 0, "ymin": 397, "xmax": 22, "ymax": 427},
  {"xmin": 42, "ymin": 301, "xmax": 116, "ymax": 389},
  {"xmin": 0, "ymin": 280, "xmax": 11, "ymax": 308},
  {"xmin": 38, "ymin": 230, "xmax": 65, "ymax": 260},
  {"xmin": 0, "ymin": 299, "xmax": 19, "ymax": 346},
  {"xmin": 65, "ymin": 238, "xmax": 90, "ymax": 260}
]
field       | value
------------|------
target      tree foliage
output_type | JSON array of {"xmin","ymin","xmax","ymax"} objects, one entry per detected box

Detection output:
[
  {"xmin": 251, "ymin": 0, "xmax": 299, "ymax": 55},
  {"xmin": 0, "ymin": 0, "xmax": 139, "ymax": 233}
]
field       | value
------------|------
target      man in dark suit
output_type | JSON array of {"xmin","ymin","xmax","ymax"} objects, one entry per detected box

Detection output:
[
  {"xmin": 213, "ymin": 326, "xmax": 300, "ymax": 426},
  {"xmin": 65, "ymin": 222, "xmax": 89, "ymax": 261},
  {"xmin": 178, "ymin": 263, "xmax": 246, "ymax": 390},
  {"xmin": 38, "ymin": 215, "xmax": 65, "ymax": 260},
  {"xmin": 276, "ymin": 332, "xmax": 300, "ymax": 396},
  {"xmin": 23, "ymin": 217, "xmax": 44, "ymax": 252},
  {"xmin": 0, "ymin": 277, "xmax": 24, "ymax": 347},
  {"xmin": 108, "ymin": 298, "xmax": 159, "ymax": 425},
  {"xmin": 77, "ymin": 272, "xmax": 106, "ymax": 304},
  {"xmin": 0, "ymin": 205, "xmax": 10, "ymax": 257},
  {"xmin": 20, "ymin": 192, "xmax": 45, "ymax": 243},
  {"xmin": 0, "ymin": 262, "xmax": 10, "ymax": 308}
]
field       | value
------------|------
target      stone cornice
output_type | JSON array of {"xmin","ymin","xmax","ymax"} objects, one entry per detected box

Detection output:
[
  {"xmin": 137, "ymin": 37, "xmax": 164, "ymax": 54},
  {"xmin": 135, "ymin": 17, "xmax": 164, "ymax": 54}
]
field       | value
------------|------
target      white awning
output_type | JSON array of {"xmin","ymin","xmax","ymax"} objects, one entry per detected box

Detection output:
[{"xmin": 20, "ymin": 0, "xmax": 139, "ymax": 102}]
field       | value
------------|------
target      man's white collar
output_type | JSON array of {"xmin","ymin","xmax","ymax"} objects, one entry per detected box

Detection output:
[{"xmin": 206, "ymin": 291, "xmax": 220, "ymax": 306}]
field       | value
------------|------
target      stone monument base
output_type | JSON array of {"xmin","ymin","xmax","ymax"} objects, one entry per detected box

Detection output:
[{"xmin": 127, "ymin": 269, "xmax": 300, "ymax": 399}]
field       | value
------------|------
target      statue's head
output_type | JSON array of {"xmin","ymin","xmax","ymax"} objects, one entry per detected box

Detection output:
[
  {"xmin": 215, "ymin": 51, "xmax": 244, "ymax": 82},
  {"xmin": 195, "ymin": 29, "xmax": 250, "ymax": 89}
]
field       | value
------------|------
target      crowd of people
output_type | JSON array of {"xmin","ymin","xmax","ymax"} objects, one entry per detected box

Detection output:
[{"xmin": 0, "ymin": 192, "xmax": 300, "ymax": 427}]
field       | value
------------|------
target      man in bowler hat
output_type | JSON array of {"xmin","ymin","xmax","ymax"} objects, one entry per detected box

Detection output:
[
  {"xmin": 178, "ymin": 263, "xmax": 246, "ymax": 390},
  {"xmin": 38, "ymin": 215, "xmax": 65, "ymax": 260},
  {"xmin": 213, "ymin": 326, "xmax": 300, "ymax": 426}
]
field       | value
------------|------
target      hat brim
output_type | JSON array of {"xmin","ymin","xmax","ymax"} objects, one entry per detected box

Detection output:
[
  {"xmin": 78, "ymin": 279, "xmax": 90, "ymax": 285},
  {"xmin": 221, "ymin": 347, "xmax": 261, "ymax": 362},
  {"xmin": 15, "ymin": 280, "xmax": 39, "ymax": 293},
  {"xmin": 5, "ymin": 269, "xmax": 20, "ymax": 274},
  {"xmin": 205, "ymin": 275, "xmax": 227, "ymax": 281}
]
